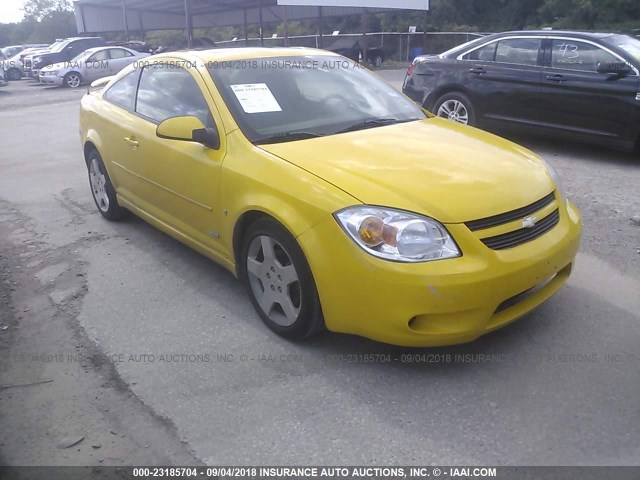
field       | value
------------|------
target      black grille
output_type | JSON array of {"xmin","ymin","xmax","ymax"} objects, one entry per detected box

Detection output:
[
  {"xmin": 465, "ymin": 192, "xmax": 556, "ymax": 231},
  {"xmin": 481, "ymin": 209, "xmax": 560, "ymax": 250}
]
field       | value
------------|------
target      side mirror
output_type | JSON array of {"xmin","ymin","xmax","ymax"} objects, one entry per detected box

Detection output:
[
  {"xmin": 597, "ymin": 61, "xmax": 632, "ymax": 76},
  {"xmin": 156, "ymin": 116, "xmax": 220, "ymax": 150}
]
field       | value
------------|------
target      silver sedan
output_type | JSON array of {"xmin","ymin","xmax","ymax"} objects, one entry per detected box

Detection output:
[{"xmin": 39, "ymin": 46, "xmax": 149, "ymax": 88}]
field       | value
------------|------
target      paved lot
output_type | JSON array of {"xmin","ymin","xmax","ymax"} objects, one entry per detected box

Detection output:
[{"xmin": 1, "ymin": 73, "xmax": 639, "ymax": 467}]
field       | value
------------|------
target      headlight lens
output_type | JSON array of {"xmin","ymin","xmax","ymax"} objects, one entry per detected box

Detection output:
[
  {"xmin": 335, "ymin": 206, "xmax": 461, "ymax": 263},
  {"xmin": 543, "ymin": 160, "xmax": 567, "ymax": 200}
]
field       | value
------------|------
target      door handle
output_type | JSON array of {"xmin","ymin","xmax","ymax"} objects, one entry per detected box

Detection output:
[
  {"xmin": 546, "ymin": 74, "xmax": 565, "ymax": 83},
  {"xmin": 124, "ymin": 137, "xmax": 139, "ymax": 148},
  {"xmin": 469, "ymin": 66, "xmax": 486, "ymax": 75}
]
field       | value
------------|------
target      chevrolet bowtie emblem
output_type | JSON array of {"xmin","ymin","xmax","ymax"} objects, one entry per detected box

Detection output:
[{"xmin": 522, "ymin": 216, "xmax": 538, "ymax": 229}]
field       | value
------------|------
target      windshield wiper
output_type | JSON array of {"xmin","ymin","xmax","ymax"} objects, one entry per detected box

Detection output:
[
  {"xmin": 255, "ymin": 131, "xmax": 323, "ymax": 145},
  {"xmin": 334, "ymin": 118, "xmax": 412, "ymax": 135}
]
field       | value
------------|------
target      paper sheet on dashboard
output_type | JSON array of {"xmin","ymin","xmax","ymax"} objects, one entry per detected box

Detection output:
[{"xmin": 230, "ymin": 83, "xmax": 282, "ymax": 114}]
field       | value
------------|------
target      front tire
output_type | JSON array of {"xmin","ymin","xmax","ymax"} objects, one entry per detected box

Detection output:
[
  {"xmin": 434, "ymin": 92, "xmax": 476, "ymax": 126},
  {"xmin": 86, "ymin": 150, "xmax": 126, "ymax": 221},
  {"xmin": 240, "ymin": 218, "xmax": 324, "ymax": 341},
  {"xmin": 63, "ymin": 72, "xmax": 82, "ymax": 88}
]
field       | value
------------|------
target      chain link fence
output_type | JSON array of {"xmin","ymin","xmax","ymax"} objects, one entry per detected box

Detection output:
[{"xmin": 216, "ymin": 31, "xmax": 489, "ymax": 68}]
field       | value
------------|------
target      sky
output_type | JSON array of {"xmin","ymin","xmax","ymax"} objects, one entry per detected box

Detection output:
[{"xmin": 0, "ymin": 0, "xmax": 26, "ymax": 24}]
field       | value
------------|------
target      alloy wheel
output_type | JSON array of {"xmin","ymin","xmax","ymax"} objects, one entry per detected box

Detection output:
[
  {"xmin": 437, "ymin": 99, "xmax": 469, "ymax": 125},
  {"xmin": 66, "ymin": 73, "xmax": 81, "ymax": 88},
  {"xmin": 89, "ymin": 157, "xmax": 110, "ymax": 212},
  {"xmin": 246, "ymin": 235, "xmax": 301, "ymax": 327}
]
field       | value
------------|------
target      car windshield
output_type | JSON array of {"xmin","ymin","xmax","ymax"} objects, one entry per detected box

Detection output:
[
  {"xmin": 2, "ymin": 46, "xmax": 21, "ymax": 58},
  {"xmin": 50, "ymin": 40, "xmax": 70, "ymax": 53},
  {"xmin": 71, "ymin": 50, "xmax": 93, "ymax": 62},
  {"xmin": 46, "ymin": 41, "xmax": 63, "ymax": 51},
  {"xmin": 208, "ymin": 55, "xmax": 426, "ymax": 144},
  {"xmin": 603, "ymin": 34, "xmax": 640, "ymax": 61}
]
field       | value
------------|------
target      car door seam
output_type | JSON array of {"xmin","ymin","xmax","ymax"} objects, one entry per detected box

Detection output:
[{"xmin": 111, "ymin": 161, "xmax": 214, "ymax": 211}]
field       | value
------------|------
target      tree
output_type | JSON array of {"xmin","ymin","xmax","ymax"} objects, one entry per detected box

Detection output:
[{"xmin": 23, "ymin": 0, "xmax": 73, "ymax": 22}]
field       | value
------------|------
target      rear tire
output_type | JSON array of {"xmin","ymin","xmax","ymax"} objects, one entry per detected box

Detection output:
[
  {"xmin": 240, "ymin": 217, "xmax": 324, "ymax": 341},
  {"xmin": 86, "ymin": 150, "xmax": 126, "ymax": 221},
  {"xmin": 434, "ymin": 92, "xmax": 476, "ymax": 126}
]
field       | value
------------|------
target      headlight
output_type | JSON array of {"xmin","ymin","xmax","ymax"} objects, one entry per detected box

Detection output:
[
  {"xmin": 543, "ymin": 160, "xmax": 567, "ymax": 200},
  {"xmin": 334, "ymin": 206, "xmax": 461, "ymax": 263}
]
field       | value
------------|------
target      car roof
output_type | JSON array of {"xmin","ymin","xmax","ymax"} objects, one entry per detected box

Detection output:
[
  {"xmin": 86, "ymin": 46, "xmax": 115, "ymax": 52},
  {"xmin": 64, "ymin": 37, "xmax": 103, "ymax": 41},
  {"xmin": 491, "ymin": 30, "xmax": 622, "ymax": 39},
  {"xmin": 82, "ymin": 45, "xmax": 134, "ymax": 56},
  {"xmin": 155, "ymin": 47, "xmax": 340, "ymax": 63}
]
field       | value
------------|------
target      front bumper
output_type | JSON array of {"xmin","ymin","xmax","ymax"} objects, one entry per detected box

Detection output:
[
  {"xmin": 298, "ymin": 198, "xmax": 581, "ymax": 347},
  {"xmin": 39, "ymin": 74, "xmax": 63, "ymax": 86}
]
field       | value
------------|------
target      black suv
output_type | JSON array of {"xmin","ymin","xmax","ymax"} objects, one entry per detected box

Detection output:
[
  {"xmin": 403, "ymin": 31, "xmax": 640, "ymax": 151},
  {"xmin": 30, "ymin": 37, "xmax": 106, "ymax": 79}
]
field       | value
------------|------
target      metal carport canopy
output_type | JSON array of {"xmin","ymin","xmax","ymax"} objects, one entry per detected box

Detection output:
[{"xmin": 73, "ymin": 0, "xmax": 429, "ymax": 36}]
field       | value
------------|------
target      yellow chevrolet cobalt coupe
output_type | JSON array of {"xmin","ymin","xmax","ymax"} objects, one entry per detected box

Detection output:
[{"xmin": 79, "ymin": 48, "xmax": 581, "ymax": 347}]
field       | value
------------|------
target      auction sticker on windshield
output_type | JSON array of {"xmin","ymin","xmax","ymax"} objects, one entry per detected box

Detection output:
[{"xmin": 230, "ymin": 83, "xmax": 282, "ymax": 113}]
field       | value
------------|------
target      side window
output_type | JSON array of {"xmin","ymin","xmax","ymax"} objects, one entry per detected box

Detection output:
[
  {"xmin": 110, "ymin": 49, "xmax": 132, "ymax": 59},
  {"xmin": 88, "ymin": 50, "xmax": 109, "ymax": 63},
  {"xmin": 103, "ymin": 71, "xmax": 139, "ymax": 111},
  {"xmin": 136, "ymin": 64, "xmax": 213, "ymax": 126},
  {"xmin": 495, "ymin": 38, "xmax": 542, "ymax": 66},
  {"xmin": 463, "ymin": 42, "xmax": 497, "ymax": 61},
  {"xmin": 551, "ymin": 39, "xmax": 618, "ymax": 72}
]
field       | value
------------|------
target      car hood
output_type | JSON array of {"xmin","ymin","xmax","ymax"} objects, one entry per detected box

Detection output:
[
  {"xmin": 43, "ymin": 61, "xmax": 66, "ymax": 71},
  {"xmin": 259, "ymin": 118, "xmax": 555, "ymax": 223},
  {"xmin": 34, "ymin": 52, "xmax": 62, "ymax": 63}
]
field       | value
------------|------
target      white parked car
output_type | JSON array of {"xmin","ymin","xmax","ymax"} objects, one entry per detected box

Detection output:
[
  {"xmin": 0, "ymin": 68, "xmax": 7, "ymax": 87},
  {"xmin": 2, "ymin": 46, "xmax": 50, "ymax": 80},
  {"xmin": 39, "ymin": 46, "xmax": 149, "ymax": 88}
]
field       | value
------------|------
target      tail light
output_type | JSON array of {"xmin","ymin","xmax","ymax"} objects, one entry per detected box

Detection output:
[{"xmin": 406, "ymin": 62, "xmax": 417, "ymax": 77}]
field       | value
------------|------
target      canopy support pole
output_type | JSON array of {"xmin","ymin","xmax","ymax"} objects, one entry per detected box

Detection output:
[
  {"xmin": 318, "ymin": 6, "xmax": 323, "ymax": 48},
  {"xmin": 259, "ymin": 0, "xmax": 264, "ymax": 47},
  {"xmin": 244, "ymin": 8, "xmax": 249, "ymax": 46},
  {"xmin": 361, "ymin": 8, "xmax": 368, "ymax": 63},
  {"xmin": 283, "ymin": 6, "xmax": 289, "ymax": 47},
  {"xmin": 184, "ymin": 0, "xmax": 193, "ymax": 49},
  {"xmin": 121, "ymin": 0, "xmax": 130, "ymax": 41}
]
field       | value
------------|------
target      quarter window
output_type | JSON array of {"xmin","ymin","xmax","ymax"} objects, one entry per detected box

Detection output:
[
  {"xmin": 103, "ymin": 70, "xmax": 139, "ymax": 111},
  {"xmin": 136, "ymin": 64, "xmax": 213, "ymax": 126},
  {"xmin": 495, "ymin": 38, "xmax": 542, "ymax": 66},
  {"xmin": 550, "ymin": 39, "xmax": 618, "ymax": 72}
]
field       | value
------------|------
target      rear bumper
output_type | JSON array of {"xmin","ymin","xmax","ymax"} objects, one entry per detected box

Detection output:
[{"xmin": 402, "ymin": 84, "xmax": 425, "ymax": 104}]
